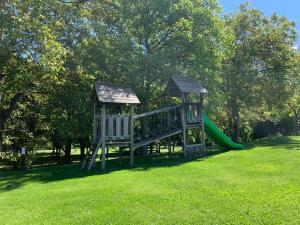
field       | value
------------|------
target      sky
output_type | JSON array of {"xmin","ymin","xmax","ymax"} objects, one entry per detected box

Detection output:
[{"xmin": 219, "ymin": 0, "xmax": 300, "ymax": 48}]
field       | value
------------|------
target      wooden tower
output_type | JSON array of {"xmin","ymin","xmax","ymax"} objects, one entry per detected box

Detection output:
[
  {"xmin": 82, "ymin": 76, "xmax": 207, "ymax": 171},
  {"xmin": 165, "ymin": 76, "xmax": 207, "ymax": 157},
  {"xmin": 82, "ymin": 82, "xmax": 140, "ymax": 170}
]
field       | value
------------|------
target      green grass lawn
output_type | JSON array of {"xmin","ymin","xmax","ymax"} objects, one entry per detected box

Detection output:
[{"xmin": 0, "ymin": 136, "xmax": 300, "ymax": 225}]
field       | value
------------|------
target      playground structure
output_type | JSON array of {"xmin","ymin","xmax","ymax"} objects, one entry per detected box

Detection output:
[{"xmin": 82, "ymin": 76, "xmax": 243, "ymax": 170}]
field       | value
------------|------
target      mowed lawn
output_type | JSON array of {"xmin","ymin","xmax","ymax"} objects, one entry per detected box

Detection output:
[{"xmin": 0, "ymin": 136, "xmax": 299, "ymax": 225}]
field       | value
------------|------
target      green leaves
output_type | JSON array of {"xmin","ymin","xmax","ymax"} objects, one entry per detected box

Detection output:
[
  {"xmin": 219, "ymin": 5, "xmax": 298, "ymax": 140},
  {"xmin": 1, "ymin": 0, "xmax": 299, "ymax": 153}
]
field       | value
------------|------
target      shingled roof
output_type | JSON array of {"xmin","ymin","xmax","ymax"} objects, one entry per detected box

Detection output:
[
  {"xmin": 166, "ymin": 76, "xmax": 207, "ymax": 97},
  {"xmin": 94, "ymin": 82, "xmax": 140, "ymax": 104}
]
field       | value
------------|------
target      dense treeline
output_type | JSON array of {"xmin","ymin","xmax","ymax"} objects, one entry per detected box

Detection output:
[{"xmin": 0, "ymin": 0, "xmax": 299, "ymax": 165}]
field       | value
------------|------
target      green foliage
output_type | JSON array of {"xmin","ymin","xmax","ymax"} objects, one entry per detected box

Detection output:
[
  {"xmin": 0, "ymin": 0, "xmax": 299, "ymax": 159},
  {"xmin": 219, "ymin": 4, "xmax": 298, "ymax": 140},
  {"xmin": 88, "ymin": 0, "xmax": 223, "ymax": 109},
  {"xmin": 0, "ymin": 151, "xmax": 18, "ymax": 163}
]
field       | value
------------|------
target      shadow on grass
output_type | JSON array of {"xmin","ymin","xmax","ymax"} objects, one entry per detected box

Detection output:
[
  {"xmin": 1, "ymin": 136, "xmax": 299, "ymax": 193},
  {"xmin": 0, "ymin": 149, "xmax": 224, "ymax": 193},
  {"xmin": 244, "ymin": 136, "xmax": 300, "ymax": 150}
]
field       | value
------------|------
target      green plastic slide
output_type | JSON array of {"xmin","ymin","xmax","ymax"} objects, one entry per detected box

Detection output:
[{"xmin": 204, "ymin": 114, "xmax": 243, "ymax": 150}]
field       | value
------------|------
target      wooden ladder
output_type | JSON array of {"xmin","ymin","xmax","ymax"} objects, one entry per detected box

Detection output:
[{"xmin": 81, "ymin": 138, "xmax": 102, "ymax": 171}]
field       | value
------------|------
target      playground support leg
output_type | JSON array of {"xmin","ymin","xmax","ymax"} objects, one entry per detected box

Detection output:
[
  {"xmin": 130, "ymin": 105, "xmax": 135, "ymax": 167},
  {"xmin": 181, "ymin": 104, "xmax": 187, "ymax": 157},
  {"xmin": 101, "ymin": 104, "xmax": 106, "ymax": 170},
  {"xmin": 119, "ymin": 147, "xmax": 123, "ymax": 165},
  {"xmin": 101, "ymin": 145, "xmax": 106, "ymax": 170},
  {"xmin": 130, "ymin": 145, "xmax": 134, "ymax": 166},
  {"xmin": 168, "ymin": 137, "xmax": 171, "ymax": 156}
]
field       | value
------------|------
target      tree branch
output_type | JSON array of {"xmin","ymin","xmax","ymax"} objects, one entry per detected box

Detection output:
[
  {"xmin": 1, "ymin": 93, "xmax": 26, "ymax": 124},
  {"xmin": 58, "ymin": 0, "xmax": 89, "ymax": 4}
]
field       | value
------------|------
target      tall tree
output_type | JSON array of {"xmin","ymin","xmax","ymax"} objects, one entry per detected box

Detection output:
[
  {"xmin": 88, "ymin": 0, "xmax": 223, "ymax": 110},
  {"xmin": 222, "ymin": 4, "xmax": 297, "ymax": 141},
  {"xmin": 0, "ymin": 1, "xmax": 66, "ymax": 151}
]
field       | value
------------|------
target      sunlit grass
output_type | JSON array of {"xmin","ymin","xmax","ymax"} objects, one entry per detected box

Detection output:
[{"xmin": 0, "ymin": 136, "xmax": 299, "ymax": 225}]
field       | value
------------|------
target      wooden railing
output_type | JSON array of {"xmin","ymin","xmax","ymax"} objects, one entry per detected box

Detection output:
[
  {"xmin": 132, "ymin": 105, "xmax": 182, "ymax": 142},
  {"xmin": 105, "ymin": 115, "xmax": 131, "ymax": 141},
  {"xmin": 184, "ymin": 103, "xmax": 204, "ymax": 124}
]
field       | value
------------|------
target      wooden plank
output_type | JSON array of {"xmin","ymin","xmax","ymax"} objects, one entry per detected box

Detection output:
[
  {"xmin": 92, "ymin": 101, "xmax": 97, "ymax": 144},
  {"xmin": 116, "ymin": 116, "xmax": 121, "ymax": 139},
  {"xmin": 130, "ymin": 105, "xmax": 135, "ymax": 166},
  {"xmin": 181, "ymin": 97, "xmax": 187, "ymax": 157},
  {"xmin": 108, "ymin": 116, "xmax": 114, "ymax": 138},
  {"xmin": 87, "ymin": 139, "xmax": 101, "ymax": 171},
  {"xmin": 95, "ymin": 82, "xmax": 140, "ymax": 104},
  {"xmin": 201, "ymin": 113, "xmax": 205, "ymax": 154},
  {"xmin": 119, "ymin": 147, "xmax": 123, "ymax": 165},
  {"xmin": 113, "ymin": 115, "xmax": 117, "ymax": 140},
  {"xmin": 134, "ymin": 129, "xmax": 182, "ymax": 149},
  {"xmin": 168, "ymin": 137, "xmax": 171, "ymax": 156},
  {"xmin": 170, "ymin": 76, "xmax": 207, "ymax": 94},
  {"xmin": 101, "ymin": 104, "xmax": 106, "ymax": 170},
  {"xmin": 106, "ymin": 142, "xmax": 130, "ymax": 147},
  {"xmin": 123, "ymin": 116, "xmax": 129, "ymax": 138},
  {"xmin": 134, "ymin": 105, "xmax": 181, "ymax": 120},
  {"xmin": 97, "ymin": 118, "xmax": 101, "ymax": 141},
  {"xmin": 81, "ymin": 147, "xmax": 93, "ymax": 170},
  {"xmin": 167, "ymin": 92, "xmax": 172, "ymax": 156}
]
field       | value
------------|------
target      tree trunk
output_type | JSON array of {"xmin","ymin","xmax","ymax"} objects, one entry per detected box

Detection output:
[
  {"xmin": 231, "ymin": 103, "xmax": 240, "ymax": 143},
  {"xmin": 0, "ymin": 121, "xmax": 3, "ymax": 152},
  {"xmin": 64, "ymin": 140, "xmax": 72, "ymax": 163},
  {"xmin": 0, "ymin": 113, "xmax": 5, "ymax": 152},
  {"xmin": 79, "ymin": 138, "xmax": 86, "ymax": 160},
  {"xmin": 0, "ymin": 93, "xmax": 25, "ymax": 152}
]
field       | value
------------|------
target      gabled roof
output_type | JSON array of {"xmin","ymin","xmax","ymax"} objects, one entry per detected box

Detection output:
[
  {"xmin": 166, "ymin": 76, "xmax": 207, "ymax": 97},
  {"xmin": 94, "ymin": 82, "xmax": 140, "ymax": 104}
]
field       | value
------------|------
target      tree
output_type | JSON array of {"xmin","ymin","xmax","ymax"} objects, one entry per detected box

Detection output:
[
  {"xmin": 0, "ymin": 0, "xmax": 66, "ymax": 151},
  {"xmin": 87, "ymin": 0, "xmax": 223, "ymax": 110},
  {"xmin": 281, "ymin": 53, "xmax": 300, "ymax": 134},
  {"xmin": 222, "ymin": 4, "xmax": 297, "ymax": 141},
  {"xmin": 44, "ymin": 70, "xmax": 93, "ymax": 163}
]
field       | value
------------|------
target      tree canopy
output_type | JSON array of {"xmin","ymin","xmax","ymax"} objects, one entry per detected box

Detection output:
[{"xmin": 0, "ymin": 0, "xmax": 299, "ymax": 164}]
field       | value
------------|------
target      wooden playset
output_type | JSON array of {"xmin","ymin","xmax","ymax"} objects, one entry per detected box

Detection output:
[{"xmin": 82, "ymin": 75, "xmax": 242, "ymax": 170}]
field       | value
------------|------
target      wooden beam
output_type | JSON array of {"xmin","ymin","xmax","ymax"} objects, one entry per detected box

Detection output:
[
  {"xmin": 200, "ymin": 94, "xmax": 206, "ymax": 154},
  {"xmin": 181, "ymin": 94, "xmax": 187, "ymax": 157},
  {"xmin": 116, "ymin": 116, "xmax": 121, "ymax": 139},
  {"xmin": 134, "ymin": 129, "xmax": 182, "ymax": 149},
  {"xmin": 87, "ymin": 140, "xmax": 101, "ymax": 171},
  {"xmin": 101, "ymin": 104, "xmax": 106, "ymax": 170},
  {"xmin": 92, "ymin": 100, "xmax": 97, "ymax": 144},
  {"xmin": 133, "ymin": 105, "xmax": 180, "ymax": 120},
  {"xmin": 119, "ymin": 147, "xmax": 123, "ymax": 165},
  {"xmin": 130, "ymin": 105, "xmax": 135, "ymax": 166},
  {"xmin": 168, "ymin": 137, "xmax": 172, "ymax": 156}
]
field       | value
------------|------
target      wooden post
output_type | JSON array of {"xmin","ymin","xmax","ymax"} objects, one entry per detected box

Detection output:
[
  {"xmin": 200, "ymin": 94, "xmax": 206, "ymax": 154},
  {"xmin": 87, "ymin": 140, "xmax": 101, "ymax": 171},
  {"xmin": 166, "ymin": 92, "xmax": 172, "ymax": 156},
  {"xmin": 168, "ymin": 137, "xmax": 172, "ymax": 156},
  {"xmin": 101, "ymin": 104, "xmax": 106, "ymax": 170},
  {"xmin": 119, "ymin": 147, "xmax": 123, "ymax": 165},
  {"xmin": 82, "ymin": 98, "xmax": 98, "ymax": 170},
  {"xmin": 130, "ymin": 105, "xmax": 135, "ymax": 166},
  {"xmin": 92, "ymin": 100, "xmax": 97, "ymax": 145},
  {"xmin": 181, "ymin": 94, "xmax": 187, "ymax": 157}
]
